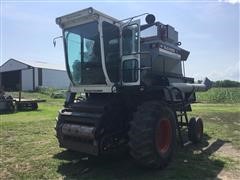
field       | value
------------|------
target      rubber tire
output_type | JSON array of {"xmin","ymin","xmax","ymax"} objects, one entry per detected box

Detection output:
[
  {"xmin": 56, "ymin": 114, "xmax": 64, "ymax": 142},
  {"xmin": 188, "ymin": 117, "xmax": 203, "ymax": 144},
  {"xmin": 128, "ymin": 101, "xmax": 176, "ymax": 169}
]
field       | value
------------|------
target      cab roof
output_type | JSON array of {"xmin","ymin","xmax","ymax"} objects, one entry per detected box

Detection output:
[{"xmin": 56, "ymin": 7, "xmax": 120, "ymax": 29}]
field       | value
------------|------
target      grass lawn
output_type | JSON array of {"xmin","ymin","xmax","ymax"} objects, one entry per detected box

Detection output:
[{"xmin": 1, "ymin": 92, "xmax": 240, "ymax": 179}]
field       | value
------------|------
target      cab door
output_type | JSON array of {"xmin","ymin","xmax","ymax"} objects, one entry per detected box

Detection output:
[{"xmin": 121, "ymin": 20, "xmax": 140, "ymax": 86}]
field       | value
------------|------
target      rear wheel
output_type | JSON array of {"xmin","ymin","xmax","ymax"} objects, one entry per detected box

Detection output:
[
  {"xmin": 128, "ymin": 101, "xmax": 176, "ymax": 169},
  {"xmin": 188, "ymin": 117, "xmax": 203, "ymax": 143}
]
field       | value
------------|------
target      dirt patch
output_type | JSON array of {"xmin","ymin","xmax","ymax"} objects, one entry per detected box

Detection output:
[
  {"xmin": 215, "ymin": 143, "xmax": 240, "ymax": 161},
  {"xmin": 217, "ymin": 169, "xmax": 239, "ymax": 180},
  {"xmin": 213, "ymin": 142, "xmax": 240, "ymax": 180},
  {"xmin": 31, "ymin": 154, "xmax": 52, "ymax": 161},
  {"xmin": 0, "ymin": 169, "xmax": 12, "ymax": 180}
]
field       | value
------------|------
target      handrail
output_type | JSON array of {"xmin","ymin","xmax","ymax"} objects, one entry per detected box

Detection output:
[{"xmin": 121, "ymin": 51, "xmax": 150, "ymax": 57}]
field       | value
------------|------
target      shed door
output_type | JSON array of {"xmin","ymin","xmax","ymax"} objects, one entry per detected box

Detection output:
[{"xmin": 1, "ymin": 70, "xmax": 21, "ymax": 91}]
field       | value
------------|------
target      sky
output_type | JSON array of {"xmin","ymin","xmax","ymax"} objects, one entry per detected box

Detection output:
[{"xmin": 0, "ymin": 0, "xmax": 239, "ymax": 81}]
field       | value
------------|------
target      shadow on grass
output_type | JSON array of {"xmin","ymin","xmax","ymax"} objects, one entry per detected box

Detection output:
[
  {"xmin": 0, "ymin": 109, "xmax": 44, "ymax": 117},
  {"xmin": 0, "ymin": 111, "xmax": 15, "ymax": 115},
  {"xmin": 17, "ymin": 109, "xmax": 43, "ymax": 112},
  {"xmin": 53, "ymin": 135, "xmax": 229, "ymax": 180}
]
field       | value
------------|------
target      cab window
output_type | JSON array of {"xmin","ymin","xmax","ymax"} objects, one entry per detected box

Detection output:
[{"xmin": 102, "ymin": 21, "xmax": 120, "ymax": 82}]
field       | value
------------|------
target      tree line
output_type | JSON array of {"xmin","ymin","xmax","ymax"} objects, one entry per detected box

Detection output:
[
  {"xmin": 197, "ymin": 80, "xmax": 240, "ymax": 87},
  {"xmin": 213, "ymin": 80, "xmax": 240, "ymax": 87}
]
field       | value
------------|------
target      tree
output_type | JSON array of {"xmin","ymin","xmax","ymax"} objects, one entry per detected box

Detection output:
[{"xmin": 213, "ymin": 80, "xmax": 240, "ymax": 87}]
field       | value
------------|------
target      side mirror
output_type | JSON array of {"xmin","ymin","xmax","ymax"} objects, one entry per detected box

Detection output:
[
  {"xmin": 145, "ymin": 14, "xmax": 155, "ymax": 24},
  {"xmin": 53, "ymin": 36, "xmax": 63, "ymax": 47}
]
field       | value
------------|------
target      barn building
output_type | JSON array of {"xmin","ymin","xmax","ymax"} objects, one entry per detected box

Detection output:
[{"xmin": 0, "ymin": 59, "xmax": 70, "ymax": 91}]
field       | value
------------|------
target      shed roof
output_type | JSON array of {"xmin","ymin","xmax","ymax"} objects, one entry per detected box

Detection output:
[{"xmin": 0, "ymin": 58, "xmax": 66, "ymax": 72}]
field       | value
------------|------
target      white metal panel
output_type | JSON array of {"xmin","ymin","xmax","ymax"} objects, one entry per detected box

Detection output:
[
  {"xmin": 56, "ymin": 7, "xmax": 120, "ymax": 29},
  {"xmin": 0, "ymin": 59, "xmax": 29, "ymax": 72},
  {"xmin": 22, "ymin": 69, "xmax": 33, "ymax": 91},
  {"xmin": 42, "ymin": 69, "xmax": 70, "ymax": 89},
  {"xmin": 34, "ymin": 67, "xmax": 38, "ymax": 87},
  {"xmin": 70, "ymin": 85, "xmax": 113, "ymax": 93}
]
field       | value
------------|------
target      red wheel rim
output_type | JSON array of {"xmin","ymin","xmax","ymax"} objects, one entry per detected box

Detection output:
[{"xmin": 156, "ymin": 119, "xmax": 172, "ymax": 154}]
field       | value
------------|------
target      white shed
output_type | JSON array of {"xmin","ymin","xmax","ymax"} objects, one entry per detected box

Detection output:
[{"xmin": 0, "ymin": 59, "xmax": 70, "ymax": 91}]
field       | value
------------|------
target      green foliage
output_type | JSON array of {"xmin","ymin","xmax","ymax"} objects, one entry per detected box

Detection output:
[
  {"xmin": 190, "ymin": 103, "xmax": 240, "ymax": 148},
  {"xmin": 7, "ymin": 91, "xmax": 51, "ymax": 101},
  {"xmin": 196, "ymin": 87, "xmax": 240, "ymax": 103},
  {"xmin": 35, "ymin": 86, "xmax": 56, "ymax": 96},
  {"xmin": 35, "ymin": 87, "xmax": 67, "ymax": 99},
  {"xmin": 213, "ymin": 80, "xmax": 240, "ymax": 87},
  {"xmin": 50, "ymin": 91, "xmax": 67, "ymax": 99}
]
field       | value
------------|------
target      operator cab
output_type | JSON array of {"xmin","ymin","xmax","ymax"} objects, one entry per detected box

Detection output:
[
  {"xmin": 56, "ymin": 7, "xmax": 190, "ymax": 93},
  {"xmin": 57, "ymin": 7, "xmax": 123, "ymax": 92}
]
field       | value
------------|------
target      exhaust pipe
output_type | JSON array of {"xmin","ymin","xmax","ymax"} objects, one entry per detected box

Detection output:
[{"xmin": 170, "ymin": 77, "xmax": 212, "ymax": 93}]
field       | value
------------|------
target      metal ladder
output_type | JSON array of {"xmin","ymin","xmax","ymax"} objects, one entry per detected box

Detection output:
[{"xmin": 165, "ymin": 86, "xmax": 191, "ymax": 147}]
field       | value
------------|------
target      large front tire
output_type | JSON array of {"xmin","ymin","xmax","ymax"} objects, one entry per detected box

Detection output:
[{"xmin": 128, "ymin": 101, "xmax": 176, "ymax": 169}]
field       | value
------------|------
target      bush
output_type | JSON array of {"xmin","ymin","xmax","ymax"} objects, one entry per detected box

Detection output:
[
  {"xmin": 35, "ymin": 87, "xmax": 56, "ymax": 95},
  {"xmin": 50, "ymin": 91, "xmax": 67, "ymax": 99},
  {"xmin": 35, "ymin": 87, "xmax": 67, "ymax": 99}
]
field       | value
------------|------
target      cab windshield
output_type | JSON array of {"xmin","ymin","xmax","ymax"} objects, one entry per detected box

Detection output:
[{"xmin": 64, "ymin": 21, "xmax": 105, "ymax": 85}]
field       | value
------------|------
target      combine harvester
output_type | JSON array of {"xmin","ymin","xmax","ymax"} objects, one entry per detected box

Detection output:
[{"xmin": 55, "ymin": 7, "xmax": 212, "ymax": 168}]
